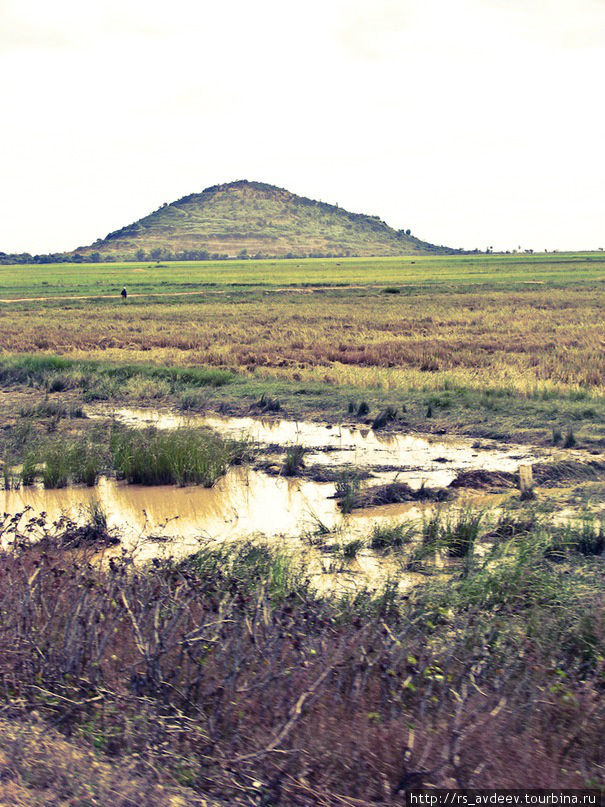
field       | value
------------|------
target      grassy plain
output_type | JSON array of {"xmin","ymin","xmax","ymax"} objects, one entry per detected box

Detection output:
[
  {"xmin": 1, "ymin": 252, "xmax": 604, "ymax": 297},
  {"xmin": 0, "ymin": 253, "xmax": 603, "ymax": 446}
]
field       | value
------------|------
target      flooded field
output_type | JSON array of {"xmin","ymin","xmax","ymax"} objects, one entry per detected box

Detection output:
[
  {"xmin": 93, "ymin": 405, "xmax": 539, "ymax": 483},
  {"xmin": 0, "ymin": 406, "xmax": 545, "ymax": 589}
]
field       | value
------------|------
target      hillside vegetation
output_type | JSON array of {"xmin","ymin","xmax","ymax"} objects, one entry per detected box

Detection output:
[{"xmin": 70, "ymin": 180, "xmax": 454, "ymax": 260}]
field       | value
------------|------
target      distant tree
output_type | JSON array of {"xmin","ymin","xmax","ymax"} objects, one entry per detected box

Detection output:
[
  {"xmin": 150, "ymin": 248, "xmax": 162, "ymax": 260},
  {"xmin": 90, "ymin": 252, "xmax": 101, "ymax": 262},
  {"xmin": 136, "ymin": 249, "xmax": 146, "ymax": 261},
  {"xmin": 406, "ymin": 229, "xmax": 411, "ymax": 236}
]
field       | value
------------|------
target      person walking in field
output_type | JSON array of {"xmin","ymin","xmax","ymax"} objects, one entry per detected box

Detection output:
[{"xmin": 121, "ymin": 287, "xmax": 127, "ymax": 300}]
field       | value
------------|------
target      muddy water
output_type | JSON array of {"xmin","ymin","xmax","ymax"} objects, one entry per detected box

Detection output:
[
  {"xmin": 1, "ymin": 469, "xmax": 429, "ymax": 548},
  {"xmin": 0, "ymin": 470, "xmax": 433, "ymax": 592},
  {"xmin": 1, "ymin": 407, "xmax": 539, "ymax": 591},
  {"xmin": 92, "ymin": 406, "xmax": 538, "ymax": 488}
]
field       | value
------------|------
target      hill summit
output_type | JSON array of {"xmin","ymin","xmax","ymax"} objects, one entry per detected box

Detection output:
[{"xmin": 76, "ymin": 180, "xmax": 454, "ymax": 260}]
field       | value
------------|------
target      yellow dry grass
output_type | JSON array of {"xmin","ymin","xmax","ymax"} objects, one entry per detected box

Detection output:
[{"xmin": 0, "ymin": 285, "xmax": 602, "ymax": 396}]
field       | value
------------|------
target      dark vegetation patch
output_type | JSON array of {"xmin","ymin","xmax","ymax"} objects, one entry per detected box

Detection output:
[
  {"xmin": 533, "ymin": 458, "xmax": 605, "ymax": 485},
  {"xmin": 450, "ymin": 459, "xmax": 605, "ymax": 490},
  {"xmin": 449, "ymin": 469, "xmax": 517, "ymax": 489},
  {"xmin": 0, "ymin": 354, "xmax": 234, "ymax": 400},
  {"xmin": 254, "ymin": 457, "xmax": 374, "ymax": 483},
  {"xmin": 253, "ymin": 392, "xmax": 281, "ymax": 413},
  {"xmin": 371, "ymin": 405, "xmax": 398, "ymax": 430},
  {"xmin": 110, "ymin": 426, "xmax": 249, "ymax": 486},
  {"xmin": 337, "ymin": 480, "xmax": 451, "ymax": 510},
  {"xmin": 369, "ymin": 521, "xmax": 415, "ymax": 550}
]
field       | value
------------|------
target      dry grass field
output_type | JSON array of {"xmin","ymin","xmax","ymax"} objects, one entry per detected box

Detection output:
[
  {"xmin": 0, "ymin": 254, "xmax": 603, "ymax": 445},
  {"xmin": 1, "ymin": 286, "xmax": 602, "ymax": 393}
]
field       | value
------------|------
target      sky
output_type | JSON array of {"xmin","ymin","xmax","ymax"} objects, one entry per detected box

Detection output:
[{"xmin": 1, "ymin": 0, "xmax": 604, "ymax": 254}]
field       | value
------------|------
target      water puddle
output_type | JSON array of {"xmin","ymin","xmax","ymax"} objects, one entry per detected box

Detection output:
[
  {"xmin": 91, "ymin": 406, "xmax": 538, "ymax": 489},
  {"xmin": 1, "ymin": 470, "xmax": 438, "ymax": 592},
  {"xmin": 1, "ymin": 469, "xmax": 430, "ymax": 548},
  {"xmin": 1, "ymin": 406, "xmax": 542, "ymax": 592}
]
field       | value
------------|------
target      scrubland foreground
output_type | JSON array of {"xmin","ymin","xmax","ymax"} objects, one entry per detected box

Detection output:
[
  {"xmin": 0, "ymin": 254, "xmax": 603, "ymax": 803},
  {"xmin": 0, "ymin": 503, "xmax": 603, "ymax": 805}
]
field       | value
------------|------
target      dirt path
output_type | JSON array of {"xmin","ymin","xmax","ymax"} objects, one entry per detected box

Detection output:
[
  {"xmin": 0, "ymin": 290, "xmax": 218, "ymax": 304},
  {"xmin": 0, "ymin": 285, "xmax": 378, "ymax": 304}
]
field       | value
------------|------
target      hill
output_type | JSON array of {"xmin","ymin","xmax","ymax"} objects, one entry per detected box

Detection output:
[{"xmin": 72, "ymin": 180, "xmax": 454, "ymax": 260}]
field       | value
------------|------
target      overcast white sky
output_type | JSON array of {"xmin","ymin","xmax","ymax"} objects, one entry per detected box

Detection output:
[{"xmin": 1, "ymin": 0, "xmax": 604, "ymax": 254}]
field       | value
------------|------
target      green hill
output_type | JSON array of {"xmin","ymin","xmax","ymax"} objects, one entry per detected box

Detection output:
[{"xmin": 74, "ymin": 180, "xmax": 454, "ymax": 260}]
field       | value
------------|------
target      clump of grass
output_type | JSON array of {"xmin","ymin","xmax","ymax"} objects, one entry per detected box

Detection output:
[
  {"xmin": 369, "ymin": 521, "xmax": 415, "ymax": 551},
  {"xmin": 413, "ymin": 507, "xmax": 486, "ymax": 560},
  {"xmin": 19, "ymin": 401, "xmax": 86, "ymax": 420},
  {"xmin": 563, "ymin": 426, "xmax": 576, "ymax": 448},
  {"xmin": 382, "ymin": 287, "xmax": 401, "ymax": 294},
  {"xmin": 335, "ymin": 471, "xmax": 362, "ymax": 514},
  {"xmin": 283, "ymin": 444, "xmax": 305, "ymax": 476},
  {"xmin": 340, "ymin": 538, "xmax": 364, "ymax": 559},
  {"xmin": 441, "ymin": 508, "xmax": 484, "ymax": 557},
  {"xmin": 426, "ymin": 402, "xmax": 433, "ymax": 418},
  {"xmin": 372, "ymin": 406, "xmax": 397, "ymax": 430},
  {"xmin": 357, "ymin": 401, "xmax": 369, "ymax": 417},
  {"xmin": 86, "ymin": 498, "xmax": 108, "ymax": 533},
  {"xmin": 486, "ymin": 509, "xmax": 540, "ymax": 541},
  {"xmin": 42, "ymin": 445, "xmax": 70, "ymax": 489},
  {"xmin": 82, "ymin": 377, "xmax": 121, "ymax": 402},
  {"xmin": 40, "ymin": 439, "xmax": 104, "ymax": 488},
  {"xmin": 547, "ymin": 519, "xmax": 604, "ymax": 558},
  {"xmin": 2, "ymin": 456, "xmax": 19, "ymax": 490},
  {"xmin": 44, "ymin": 372, "xmax": 76, "ymax": 393},
  {"xmin": 123, "ymin": 376, "xmax": 170, "ymax": 400},
  {"xmin": 178, "ymin": 390, "xmax": 208, "ymax": 411},
  {"xmin": 552, "ymin": 426, "xmax": 562, "ymax": 445},
  {"xmin": 110, "ymin": 426, "xmax": 248, "ymax": 487},
  {"xmin": 256, "ymin": 393, "xmax": 281, "ymax": 413},
  {"xmin": 21, "ymin": 452, "xmax": 37, "ymax": 486},
  {"xmin": 185, "ymin": 542, "xmax": 305, "ymax": 600},
  {"xmin": 421, "ymin": 510, "xmax": 442, "ymax": 547},
  {"xmin": 71, "ymin": 444, "xmax": 103, "ymax": 487}
]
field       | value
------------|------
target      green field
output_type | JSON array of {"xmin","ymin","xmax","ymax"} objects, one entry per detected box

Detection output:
[{"xmin": 1, "ymin": 252, "xmax": 604, "ymax": 299}]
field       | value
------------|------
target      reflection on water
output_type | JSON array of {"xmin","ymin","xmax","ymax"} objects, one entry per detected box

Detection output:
[
  {"xmin": 2, "ymin": 407, "xmax": 540, "ymax": 592},
  {"xmin": 90, "ymin": 406, "xmax": 538, "ymax": 489},
  {"xmin": 1, "ymin": 469, "xmax": 432, "ymax": 546},
  {"xmin": 0, "ymin": 469, "xmax": 434, "ymax": 592}
]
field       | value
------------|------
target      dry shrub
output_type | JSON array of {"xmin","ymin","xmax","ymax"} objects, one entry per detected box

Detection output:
[{"xmin": 0, "ymin": 512, "xmax": 603, "ymax": 803}]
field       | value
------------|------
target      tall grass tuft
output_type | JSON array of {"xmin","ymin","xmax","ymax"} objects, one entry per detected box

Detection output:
[
  {"xmin": 335, "ymin": 471, "xmax": 362, "ymax": 514},
  {"xmin": 372, "ymin": 406, "xmax": 397, "ymax": 430},
  {"xmin": 41, "ymin": 439, "xmax": 104, "ymax": 488},
  {"xmin": 110, "ymin": 426, "xmax": 249, "ymax": 487},
  {"xmin": 547, "ymin": 519, "xmax": 604, "ymax": 558},
  {"xmin": 369, "ymin": 521, "xmax": 415, "ymax": 551},
  {"xmin": 283, "ymin": 444, "xmax": 305, "ymax": 476},
  {"xmin": 42, "ymin": 445, "xmax": 70, "ymax": 489},
  {"xmin": 563, "ymin": 426, "xmax": 576, "ymax": 448},
  {"xmin": 21, "ymin": 452, "xmax": 37, "ymax": 486},
  {"xmin": 440, "ymin": 508, "xmax": 484, "ymax": 557},
  {"xmin": 184, "ymin": 542, "xmax": 305, "ymax": 600},
  {"xmin": 2, "ymin": 456, "xmax": 19, "ymax": 490}
]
